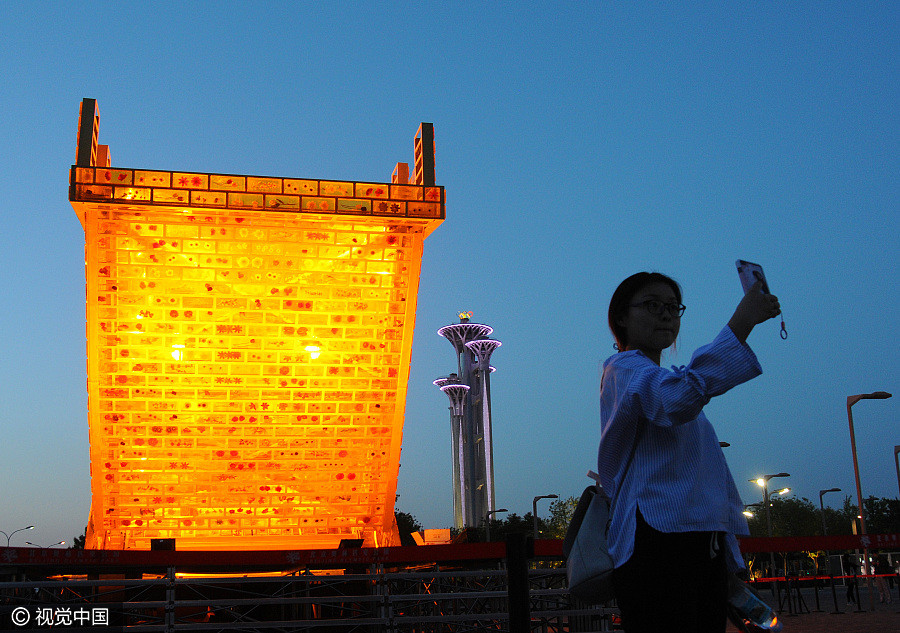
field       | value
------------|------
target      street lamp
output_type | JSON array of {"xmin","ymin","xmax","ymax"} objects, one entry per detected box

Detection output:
[
  {"xmin": 818, "ymin": 488, "xmax": 841, "ymax": 536},
  {"xmin": 752, "ymin": 473, "xmax": 790, "ymax": 582},
  {"xmin": 894, "ymin": 445, "xmax": 900, "ymax": 499},
  {"xmin": 484, "ymin": 508, "xmax": 507, "ymax": 543},
  {"xmin": 25, "ymin": 541, "xmax": 66, "ymax": 548},
  {"xmin": 1, "ymin": 525, "xmax": 35, "ymax": 547},
  {"xmin": 743, "ymin": 502, "xmax": 763, "ymax": 518},
  {"xmin": 532, "ymin": 495, "xmax": 558, "ymax": 540},
  {"xmin": 847, "ymin": 390, "xmax": 892, "ymax": 609},
  {"xmin": 818, "ymin": 487, "xmax": 842, "ymax": 580},
  {"xmin": 753, "ymin": 474, "xmax": 790, "ymax": 536}
]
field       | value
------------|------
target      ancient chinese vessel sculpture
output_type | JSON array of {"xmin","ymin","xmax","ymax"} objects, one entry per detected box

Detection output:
[{"xmin": 70, "ymin": 99, "xmax": 443, "ymax": 550}]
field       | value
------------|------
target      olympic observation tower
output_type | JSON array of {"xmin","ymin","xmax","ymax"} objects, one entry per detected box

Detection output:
[{"xmin": 434, "ymin": 312, "xmax": 501, "ymax": 531}]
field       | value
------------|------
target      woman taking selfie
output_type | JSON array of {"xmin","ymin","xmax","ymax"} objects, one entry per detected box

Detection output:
[{"xmin": 598, "ymin": 271, "xmax": 780, "ymax": 632}]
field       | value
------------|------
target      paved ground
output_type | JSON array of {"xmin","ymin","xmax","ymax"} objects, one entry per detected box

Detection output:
[
  {"xmin": 726, "ymin": 610, "xmax": 900, "ymax": 633},
  {"xmin": 725, "ymin": 583, "xmax": 899, "ymax": 632}
]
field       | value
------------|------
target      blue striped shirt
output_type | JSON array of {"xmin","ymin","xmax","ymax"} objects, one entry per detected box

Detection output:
[{"xmin": 597, "ymin": 326, "xmax": 761, "ymax": 571}]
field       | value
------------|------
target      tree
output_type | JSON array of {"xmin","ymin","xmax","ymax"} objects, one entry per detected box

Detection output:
[
  {"xmin": 70, "ymin": 529, "xmax": 86, "ymax": 549},
  {"xmin": 820, "ymin": 496, "xmax": 857, "ymax": 536},
  {"xmin": 545, "ymin": 496, "xmax": 579, "ymax": 539},
  {"xmin": 745, "ymin": 495, "xmax": 864, "ymax": 538},
  {"xmin": 485, "ymin": 512, "xmax": 533, "ymax": 541},
  {"xmin": 863, "ymin": 496, "xmax": 900, "ymax": 534},
  {"xmin": 771, "ymin": 497, "xmax": 821, "ymax": 537},
  {"xmin": 395, "ymin": 509, "xmax": 422, "ymax": 546}
]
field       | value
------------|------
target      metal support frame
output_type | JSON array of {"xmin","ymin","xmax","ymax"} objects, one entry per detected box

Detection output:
[{"xmin": 0, "ymin": 566, "xmax": 612, "ymax": 632}]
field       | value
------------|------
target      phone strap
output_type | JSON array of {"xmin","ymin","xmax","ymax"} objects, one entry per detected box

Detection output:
[{"xmin": 780, "ymin": 313, "xmax": 787, "ymax": 339}]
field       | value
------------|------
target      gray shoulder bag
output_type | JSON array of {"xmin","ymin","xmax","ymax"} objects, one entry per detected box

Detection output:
[{"xmin": 562, "ymin": 425, "xmax": 643, "ymax": 603}]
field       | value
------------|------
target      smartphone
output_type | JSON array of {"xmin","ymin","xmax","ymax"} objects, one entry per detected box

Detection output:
[{"xmin": 736, "ymin": 260, "xmax": 770, "ymax": 295}]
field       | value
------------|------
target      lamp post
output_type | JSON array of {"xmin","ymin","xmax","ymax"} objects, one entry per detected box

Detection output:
[
  {"xmin": 484, "ymin": 508, "xmax": 507, "ymax": 543},
  {"xmin": 847, "ymin": 390, "xmax": 892, "ymax": 609},
  {"xmin": 1, "ymin": 525, "xmax": 35, "ymax": 547},
  {"xmin": 25, "ymin": 541, "xmax": 66, "ymax": 548},
  {"xmin": 532, "ymin": 495, "xmax": 558, "ymax": 540},
  {"xmin": 768, "ymin": 487, "xmax": 791, "ymax": 581},
  {"xmin": 753, "ymin": 473, "xmax": 790, "ymax": 582},
  {"xmin": 894, "ymin": 445, "xmax": 900, "ymax": 499},
  {"xmin": 818, "ymin": 488, "xmax": 841, "ymax": 536},
  {"xmin": 818, "ymin": 487, "xmax": 841, "ymax": 581}
]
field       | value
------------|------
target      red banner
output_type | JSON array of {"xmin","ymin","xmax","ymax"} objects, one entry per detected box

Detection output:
[
  {"xmin": 737, "ymin": 533, "xmax": 900, "ymax": 553},
  {"xmin": 2, "ymin": 534, "xmax": 898, "ymax": 574}
]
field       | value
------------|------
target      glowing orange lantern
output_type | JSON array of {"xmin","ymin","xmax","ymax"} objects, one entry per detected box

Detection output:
[{"xmin": 69, "ymin": 99, "xmax": 443, "ymax": 550}]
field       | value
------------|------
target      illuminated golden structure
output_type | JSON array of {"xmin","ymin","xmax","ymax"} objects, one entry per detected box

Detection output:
[{"xmin": 69, "ymin": 99, "xmax": 443, "ymax": 550}]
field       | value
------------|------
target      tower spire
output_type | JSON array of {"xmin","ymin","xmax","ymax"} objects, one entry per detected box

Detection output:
[{"xmin": 434, "ymin": 314, "xmax": 501, "ymax": 531}]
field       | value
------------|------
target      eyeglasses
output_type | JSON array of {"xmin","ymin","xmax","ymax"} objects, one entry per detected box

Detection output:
[{"xmin": 629, "ymin": 300, "xmax": 686, "ymax": 317}]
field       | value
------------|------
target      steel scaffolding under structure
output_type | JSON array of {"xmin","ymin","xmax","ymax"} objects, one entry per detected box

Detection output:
[{"xmin": 0, "ymin": 542, "xmax": 613, "ymax": 632}]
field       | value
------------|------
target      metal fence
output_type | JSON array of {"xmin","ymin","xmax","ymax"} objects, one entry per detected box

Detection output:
[{"xmin": 8, "ymin": 533, "xmax": 893, "ymax": 631}]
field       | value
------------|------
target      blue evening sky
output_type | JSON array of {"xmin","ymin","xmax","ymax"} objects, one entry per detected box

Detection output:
[{"xmin": 0, "ymin": 2, "xmax": 896, "ymax": 546}]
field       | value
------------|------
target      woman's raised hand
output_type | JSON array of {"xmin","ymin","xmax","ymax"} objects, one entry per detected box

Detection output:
[{"xmin": 728, "ymin": 279, "xmax": 780, "ymax": 343}]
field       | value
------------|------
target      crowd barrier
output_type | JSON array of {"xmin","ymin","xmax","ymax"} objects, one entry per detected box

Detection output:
[{"xmin": 748, "ymin": 572, "xmax": 899, "ymax": 617}]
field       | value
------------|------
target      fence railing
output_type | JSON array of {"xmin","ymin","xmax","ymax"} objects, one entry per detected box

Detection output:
[
  {"xmin": 2, "ymin": 534, "xmax": 898, "ymax": 632},
  {"xmin": 1, "ymin": 537, "xmax": 612, "ymax": 633}
]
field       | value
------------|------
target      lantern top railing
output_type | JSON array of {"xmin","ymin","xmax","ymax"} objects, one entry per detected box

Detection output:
[
  {"xmin": 70, "ymin": 99, "xmax": 442, "ymax": 232},
  {"xmin": 70, "ymin": 166, "xmax": 444, "ymax": 230}
]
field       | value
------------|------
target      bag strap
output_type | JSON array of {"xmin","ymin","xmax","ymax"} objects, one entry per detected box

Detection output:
[
  {"xmin": 590, "ymin": 419, "xmax": 644, "ymax": 508},
  {"xmin": 562, "ymin": 483, "xmax": 599, "ymax": 556}
]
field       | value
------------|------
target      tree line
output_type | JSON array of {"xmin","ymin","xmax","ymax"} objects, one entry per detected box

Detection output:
[
  {"xmin": 745, "ymin": 494, "xmax": 900, "ymax": 538},
  {"xmin": 397, "ymin": 493, "xmax": 900, "ymax": 544}
]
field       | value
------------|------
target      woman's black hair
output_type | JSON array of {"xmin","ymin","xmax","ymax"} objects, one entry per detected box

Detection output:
[{"xmin": 608, "ymin": 272, "xmax": 682, "ymax": 351}]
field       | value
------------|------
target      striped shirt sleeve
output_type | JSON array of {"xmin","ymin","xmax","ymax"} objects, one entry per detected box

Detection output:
[{"xmin": 597, "ymin": 325, "xmax": 761, "ymax": 569}]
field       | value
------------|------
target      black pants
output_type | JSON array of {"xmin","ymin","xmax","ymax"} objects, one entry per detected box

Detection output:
[
  {"xmin": 612, "ymin": 511, "xmax": 728, "ymax": 633},
  {"xmin": 846, "ymin": 576, "xmax": 857, "ymax": 602}
]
